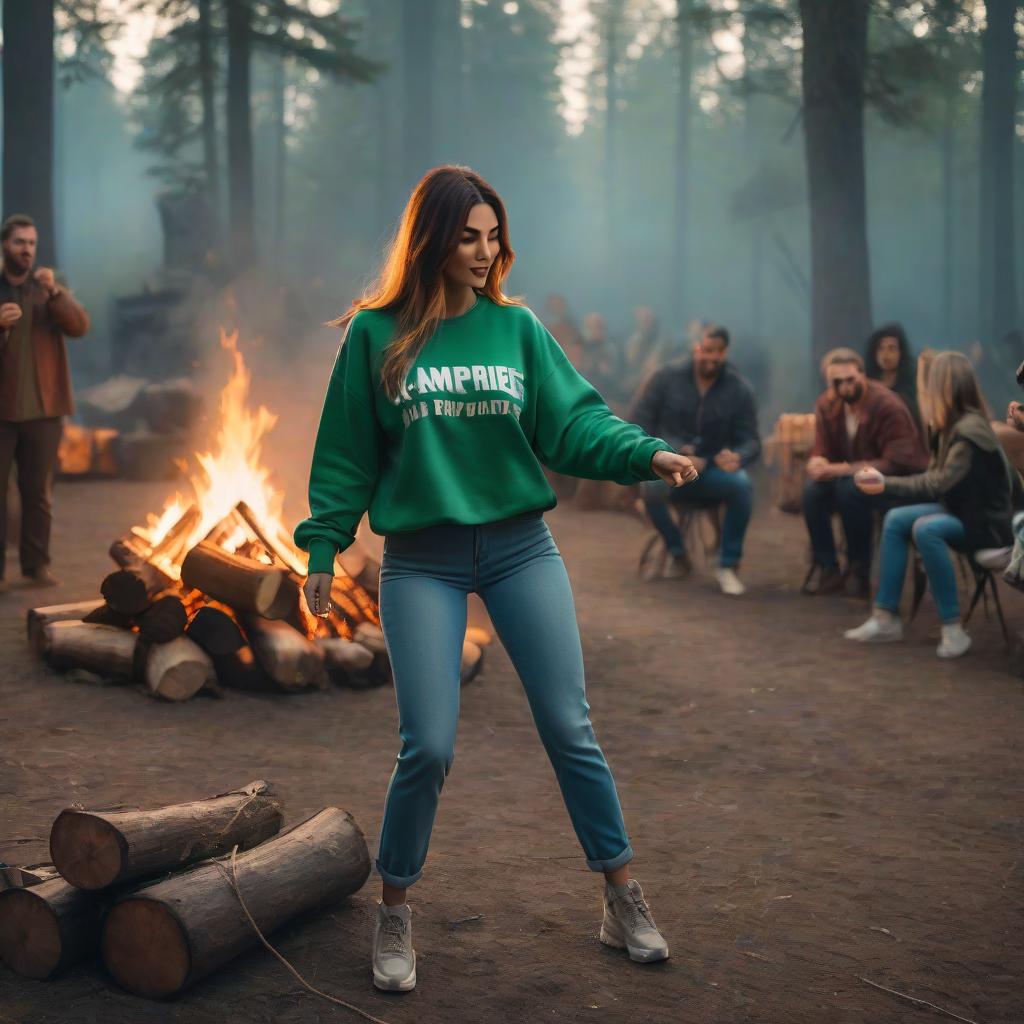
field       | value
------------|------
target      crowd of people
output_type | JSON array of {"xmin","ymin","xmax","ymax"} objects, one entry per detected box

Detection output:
[{"xmin": 543, "ymin": 296, "xmax": 1024, "ymax": 660}]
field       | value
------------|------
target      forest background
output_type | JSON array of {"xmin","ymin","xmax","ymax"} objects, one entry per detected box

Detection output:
[{"xmin": 2, "ymin": 0, "xmax": 1021, "ymax": 422}]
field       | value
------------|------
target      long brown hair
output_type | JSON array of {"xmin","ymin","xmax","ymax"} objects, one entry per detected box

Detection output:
[
  {"xmin": 916, "ymin": 347, "xmax": 937, "ymax": 428},
  {"xmin": 927, "ymin": 350, "xmax": 985, "ymax": 435},
  {"xmin": 332, "ymin": 165, "xmax": 520, "ymax": 400}
]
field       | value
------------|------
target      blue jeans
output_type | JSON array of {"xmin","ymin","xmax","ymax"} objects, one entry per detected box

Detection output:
[
  {"xmin": 642, "ymin": 466, "xmax": 753, "ymax": 567},
  {"xmin": 875, "ymin": 503, "xmax": 966, "ymax": 624},
  {"xmin": 802, "ymin": 476, "xmax": 895, "ymax": 571},
  {"xmin": 375, "ymin": 511, "xmax": 633, "ymax": 888}
]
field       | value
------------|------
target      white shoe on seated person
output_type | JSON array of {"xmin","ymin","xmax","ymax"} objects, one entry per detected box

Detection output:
[
  {"xmin": 937, "ymin": 623, "xmax": 971, "ymax": 659},
  {"xmin": 974, "ymin": 547, "xmax": 1012, "ymax": 571},
  {"xmin": 714, "ymin": 567, "xmax": 746, "ymax": 596},
  {"xmin": 844, "ymin": 612, "xmax": 903, "ymax": 643}
]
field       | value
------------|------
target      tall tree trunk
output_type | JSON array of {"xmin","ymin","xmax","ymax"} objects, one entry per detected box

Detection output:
[
  {"xmin": 369, "ymin": 0, "xmax": 398, "ymax": 234},
  {"xmin": 741, "ymin": 20, "xmax": 763, "ymax": 343},
  {"xmin": 226, "ymin": 0, "xmax": 255, "ymax": 268},
  {"xmin": 979, "ymin": 0, "xmax": 1019, "ymax": 355},
  {"xmin": 198, "ymin": 0, "xmax": 219, "ymax": 220},
  {"xmin": 401, "ymin": 0, "xmax": 435, "ymax": 190},
  {"xmin": 936, "ymin": 0, "xmax": 958, "ymax": 343},
  {"xmin": 673, "ymin": 0, "xmax": 695, "ymax": 322},
  {"xmin": 798, "ymin": 0, "xmax": 873, "ymax": 367},
  {"xmin": 2, "ymin": 0, "xmax": 57, "ymax": 264},
  {"xmin": 437, "ymin": 0, "xmax": 465, "ymax": 161},
  {"xmin": 941, "ymin": 77, "xmax": 956, "ymax": 342},
  {"xmin": 272, "ymin": 55, "xmax": 287, "ymax": 256},
  {"xmin": 602, "ymin": 4, "xmax": 620, "ymax": 287}
]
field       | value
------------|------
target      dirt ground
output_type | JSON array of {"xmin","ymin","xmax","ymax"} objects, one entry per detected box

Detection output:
[{"xmin": 1, "ymin": 478, "xmax": 1022, "ymax": 1024}]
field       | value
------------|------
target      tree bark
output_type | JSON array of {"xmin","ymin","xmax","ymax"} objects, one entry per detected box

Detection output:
[
  {"xmin": 186, "ymin": 604, "xmax": 246, "ymax": 656},
  {"xmin": 0, "ymin": 878, "xmax": 102, "ymax": 979},
  {"xmin": 27, "ymin": 600, "xmax": 105, "ymax": 656},
  {"xmin": 979, "ymin": 0, "xmax": 1020, "ymax": 352},
  {"xmin": 603, "ymin": 3, "xmax": 621, "ymax": 298},
  {"xmin": 42, "ymin": 621, "xmax": 137, "ymax": 678},
  {"xmin": 271, "ymin": 52, "xmax": 287, "ymax": 255},
  {"xmin": 136, "ymin": 594, "xmax": 188, "ymax": 644},
  {"xmin": 100, "ymin": 807, "xmax": 370, "ymax": 999},
  {"xmin": 317, "ymin": 637, "xmax": 375, "ymax": 687},
  {"xmin": 198, "ymin": 0, "xmax": 220, "ymax": 229},
  {"xmin": 49, "ymin": 780, "xmax": 284, "ymax": 891},
  {"xmin": 461, "ymin": 638, "xmax": 484, "ymax": 686},
  {"xmin": 180, "ymin": 541, "xmax": 294, "ymax": 618},
  {"xmin": 401, "ymin": 0, "xmax": 435, "ymax": 188},
  {"xmin": 226, "ymin": 0, "xmax": 255, "ymax": 267},
  {"xmin": 368, "ymin": 0, "xmax": 399, "ymax": 234},
  {"xmin": 798, "ymin": 0, "xmax": 873, "ymax": 368},
  {"xmin": 242, "ymin": 615, "xmax": 327, "ymax": 690},
  {"xmin": 673, "ymin": 0, "xmax": 696, "ymax": 321},
  {"xmin": 1, "ymin": 0, "xmax": 57, "ymax": 264},
  {"xmin": 437, "ymin": 0, "xmax": 465, "ymax": 159},
  {"xmin": 186, "ymin": 606, "xmax": 276, "ymax": 690},
  {"xmin": 100, "ymin": 569, "xmax": 162, "ymax": 617}
]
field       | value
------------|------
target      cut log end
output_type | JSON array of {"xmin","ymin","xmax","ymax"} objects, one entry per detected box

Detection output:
[
  {"xmin": 102, "ymin": 897, "xmax": 190, "ymax": 998},
  {"xmin": 145, "ymin": 637, "xmax": 214, "ymax": 701},
  {"xmin": 49, "ymin": 810, "xmax": 126, "ymax": 891},
  {"xmin": 0, "ymin": 888, "xmax": 62, "ymax": 979}
]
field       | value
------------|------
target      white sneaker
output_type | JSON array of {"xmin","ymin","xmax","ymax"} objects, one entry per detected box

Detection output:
[
  {"xmin": 600, "ymin": 879, "xmax": 669, "ymax": 963},
  {"xmin": 937, "ymin": 624, "xmax": 971, "ymax": 659},
  {"xmin": 372, "ymin": 901, "xmax": 416, "ymax": 992},
  {"xmin": 844, "ymin": 614, "xmax": 903, "ymax": 643},
  {"xmin": 714, "ymin": 567, "xmax": 746, "ymax": 596}
]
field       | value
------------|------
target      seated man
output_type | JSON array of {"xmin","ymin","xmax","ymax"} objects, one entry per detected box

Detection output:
[
  {"xmin": 631, "ymin": 324, "xmax": 760, "ymax": 596},
  {"xmin": 802, "ymin": 348, "xmax": 928, "ymax": 598}
]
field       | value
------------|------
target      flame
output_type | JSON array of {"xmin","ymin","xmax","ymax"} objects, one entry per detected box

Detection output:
[{"xmin": 133, "ymin": 329, "xmax": 303, "ymax": 578}]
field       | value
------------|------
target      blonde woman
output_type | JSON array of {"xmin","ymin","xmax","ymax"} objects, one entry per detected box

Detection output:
[{"xmin": 846, "ymin": 351, "xmax": 1015, "ymax": 658}]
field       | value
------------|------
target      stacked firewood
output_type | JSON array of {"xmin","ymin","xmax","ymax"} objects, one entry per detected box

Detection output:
[
  {"xmin": 764, "ymin": 412, "xmax": 817, "ymax": 515},
  {"xmin": 56, "ymin": 424, "xmax": 121, "ymax": 479},
  {"xmin": 27, "ymin": 500, "xmax": 488, "ymax": 700},
  {"xmin": 0, "ymin": 781, "xmax": 370, "ymax": 997},
  {"xmin": 68, "ymin": 375, "xmax": 206, "ymax": 482}
]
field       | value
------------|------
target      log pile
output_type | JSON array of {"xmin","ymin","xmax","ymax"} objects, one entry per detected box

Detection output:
[
  {"xmin": 72, "ymin": 374, "xmax": 207, "ymax": 482},
  {"xmin": 764, "ymin": 412, "xmax": 817, "ymax": 515},
  {"xmin": 57, "ymin": 424, "xmax": 120, "ymax": 479},
  {"xmin": 0, "ymin": 781, "xmax": 371, "ymax": 995},
  {"xmin": 26, "ymin": 499, "xmax": 487, "ymax": 700}
]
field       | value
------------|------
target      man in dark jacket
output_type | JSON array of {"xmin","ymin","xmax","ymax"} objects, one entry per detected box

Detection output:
[
  {"xmin": 802, "ymin": 348, "xmax": 928, "ymax": 598},
  {"xmin": 631, "ymin": 324, "xmax": 760, "ymax": 596},
  {"xmin": 0, "ymin": 214, "xmax": 90, "ymax": 590}
]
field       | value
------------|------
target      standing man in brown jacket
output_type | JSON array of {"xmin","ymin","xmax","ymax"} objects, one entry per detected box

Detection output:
[
  {"xmin": 0, "ymin": 214, "xmax": 90, "ymax": 590},
  {"xmin": 802, "ymin": 347, "xmax": 928, "ymax": 598}
]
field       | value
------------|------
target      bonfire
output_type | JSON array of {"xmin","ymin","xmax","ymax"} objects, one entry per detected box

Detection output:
[{"xmin": 27, "ymin": 331, "xmax": 486, "ymax": 700}]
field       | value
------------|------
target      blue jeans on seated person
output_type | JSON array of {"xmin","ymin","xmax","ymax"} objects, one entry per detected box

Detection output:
[
  {"xmin": 374, "ymin": 511, "xmax": 634, "ymax": 888},
  {"xmin": 874, "ymin": 503, "xmax": 966, "ymax": 624},
  {"xmin": 642, "ymin": 466, "xmax": 753, "ymax": 568},
  {"xmin": 802, "ymin": 475, "xmax": 896, "ymax": 571}
]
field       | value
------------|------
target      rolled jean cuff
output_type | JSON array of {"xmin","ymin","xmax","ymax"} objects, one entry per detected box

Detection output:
[
  {"xmin": 375, "ymin": 859, "xmax": 423, "ymax": 888},
  {"xmin": 586, "ymin": 843, "xmax": 634, "ymax": 873}
]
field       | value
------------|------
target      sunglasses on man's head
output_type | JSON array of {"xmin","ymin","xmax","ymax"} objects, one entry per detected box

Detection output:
[{"xmin": 831, "ymin": 375, "xmax": 858, "ymax": 388}]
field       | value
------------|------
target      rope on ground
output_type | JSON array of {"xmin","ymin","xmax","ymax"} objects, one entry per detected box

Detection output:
[
  {"xmin": 858, "ymin": 976, "xmax": 980, "ymax": 1024},
  {"xmin": 211, "ymin": 845, "xmax": 394, "ymax": 1024}
]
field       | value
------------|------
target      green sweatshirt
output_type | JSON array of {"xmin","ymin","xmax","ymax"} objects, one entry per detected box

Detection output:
[{"xmin": 294, "ymin": 296, "xmax": 673, "ymax": 574}]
